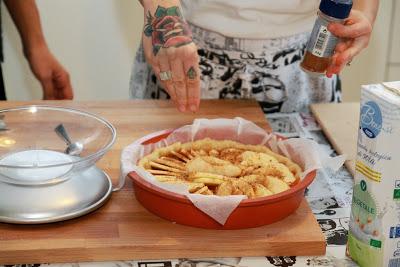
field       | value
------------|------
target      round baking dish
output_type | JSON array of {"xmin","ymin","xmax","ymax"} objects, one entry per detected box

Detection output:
[{"xmin": 128, "ymin": 130, "xmax": 316, "ymax": 229}]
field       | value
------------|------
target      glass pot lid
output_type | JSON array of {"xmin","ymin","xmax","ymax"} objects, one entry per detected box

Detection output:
[{"xmin": 0, "ymin": 105, "xmax": 116, "ymax": 185}]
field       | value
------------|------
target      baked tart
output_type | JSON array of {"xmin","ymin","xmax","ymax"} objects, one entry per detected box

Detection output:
[{"xmin": 138, "ymin": 138, "xmax": 302, "ymax": 199}]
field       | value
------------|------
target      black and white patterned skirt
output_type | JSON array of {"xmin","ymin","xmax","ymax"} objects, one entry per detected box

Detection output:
[{"xmin": 130, "ymin": 23, "xmax": 341, "ymax": 113}]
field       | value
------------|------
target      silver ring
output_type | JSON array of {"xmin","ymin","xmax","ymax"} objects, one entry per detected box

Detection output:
[
  {"xmin": 346, "ymin": 60, "xmax": 352, "ymax": 66},
  {"xmin": 159, "ymin": 71, "xmax": 172, "ymax": 81}
]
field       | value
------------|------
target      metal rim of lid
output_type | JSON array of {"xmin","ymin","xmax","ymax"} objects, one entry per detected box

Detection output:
[{"xmin": 0, "ymin": 168, "xmax": 113, "ymax": 224}]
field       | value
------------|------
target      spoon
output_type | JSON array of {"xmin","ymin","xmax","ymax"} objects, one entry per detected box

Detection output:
[
  {"xmin": 0, "ymin": 115, "xmax": 9, "ymax": 131},
  {"xmin": 54, "ymin": 124, "xmax": 83, "ymax": 156}
]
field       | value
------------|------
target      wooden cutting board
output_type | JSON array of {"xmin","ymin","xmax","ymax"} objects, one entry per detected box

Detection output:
[
  {"xmin": 310, "ymin": 102, "xmax": 360, "ymax": 176},
  {"xmin": 0, "ymin": 100, "xmax": 325, "ymax": 264}
]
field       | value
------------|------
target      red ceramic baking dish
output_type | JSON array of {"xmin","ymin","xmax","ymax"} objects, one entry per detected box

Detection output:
[{"xmin": 128, "ymin": 130, "xmax": 316, "ymax": 229}]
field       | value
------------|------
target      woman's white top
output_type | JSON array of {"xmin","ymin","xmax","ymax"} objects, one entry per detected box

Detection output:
[{"xmin": 181, "ymin": 0, "xmax": 319, "ymax": 39}]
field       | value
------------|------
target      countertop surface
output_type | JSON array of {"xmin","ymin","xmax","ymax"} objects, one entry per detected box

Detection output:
[{"xmin": 0, "ymin": 100, "xmax": 325, "ymax": 265}]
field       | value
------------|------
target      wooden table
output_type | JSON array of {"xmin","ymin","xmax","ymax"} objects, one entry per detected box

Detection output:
[
  {"xmin": 310, "ymin": 102, "xmax": 360, "ymax": 176},
  {"xmin": 0, "ymin": 100, "xmax": 325, "ymax": 264}
]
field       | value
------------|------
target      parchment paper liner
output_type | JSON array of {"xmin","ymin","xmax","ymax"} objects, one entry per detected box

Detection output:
[{"xmin": 121, "ymin": 117, "xmax": 346, "ymax": 225}]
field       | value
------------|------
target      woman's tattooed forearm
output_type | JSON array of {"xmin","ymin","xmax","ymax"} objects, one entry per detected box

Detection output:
[{"xmin": 144, "ymin": 6, "xmax": 193, "ymax": 55}]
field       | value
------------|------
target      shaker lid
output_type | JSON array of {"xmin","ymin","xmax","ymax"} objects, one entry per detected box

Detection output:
[{"xmin": 319, "ymin": 0, "xmax": 353, "ymax": 19}]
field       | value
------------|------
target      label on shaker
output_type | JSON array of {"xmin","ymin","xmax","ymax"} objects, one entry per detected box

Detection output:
[{"xmin": 306, "ymin": 16, "xmax": 338, "ymax": 58}]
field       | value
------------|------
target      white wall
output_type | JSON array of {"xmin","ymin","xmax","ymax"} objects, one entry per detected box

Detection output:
[
  {"xmin": 386, "ymin": 0, "xmax": 400, "ymax": 82},
  {"xmin": 3, "ymin": 0, "xmax": 144, "ymax": 100},
  {"xmin": 2, "ymin": 0, "xmax": 398, "ymax": 102},
  {"xmin": 340, "ymin": 0, "xmax": 395, "ymax": 101}
]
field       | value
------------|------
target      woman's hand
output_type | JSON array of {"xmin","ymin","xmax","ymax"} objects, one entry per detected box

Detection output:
[
  {"xmin": 326, "ymin": 9, "xmax": 373, "ymax": 77},
  {"xmin": 141, "ymin": 4, "xmax": 200, "ymax": 112},
  {"xmin": 25, "ymin": 45, "xmax": 73, "ymax": 100},
  {"xmin": 4, "ymin": 0, "xmax": 74, "ymax": 100}
]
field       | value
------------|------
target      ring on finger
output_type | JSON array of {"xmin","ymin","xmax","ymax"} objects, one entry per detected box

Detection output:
[
  {"xmin": 346, "ymin": 60, "xmax": 353, "ymax": 66},
  {"xmin": 159, "ymin": 71, "xmax": 172, "ymax": 81}
]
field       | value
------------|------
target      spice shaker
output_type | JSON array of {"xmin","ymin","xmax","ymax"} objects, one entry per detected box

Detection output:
[{"xmin": 300, "ymin": 0, "xmax": 353, "ymax": 75}]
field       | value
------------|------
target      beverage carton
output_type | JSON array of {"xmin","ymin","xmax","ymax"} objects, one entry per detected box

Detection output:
[{"xmin": 348, "ymin": 81, "xmax": 400, "ymax": 267}]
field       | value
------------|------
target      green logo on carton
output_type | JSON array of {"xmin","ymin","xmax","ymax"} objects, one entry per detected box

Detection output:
[
  {"xmin": 394, "ymin": 189, "xmax": 400, "ymax": 200},
  {"xmin": 361, "ymin": 180, "xmax": 367, "ymax": 191},
  {"xmin": 370, "ymin": 239, "xmax": 382, "ymax": 248}
]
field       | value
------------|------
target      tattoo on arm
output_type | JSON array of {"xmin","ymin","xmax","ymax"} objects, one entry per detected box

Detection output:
[
  {"xmin": 143, "ymin": 6, "xmax": 193, "ymax": 55},
  {"xmin": 187, "ymin": 67, "xmax": 196, "ymax": 80}
]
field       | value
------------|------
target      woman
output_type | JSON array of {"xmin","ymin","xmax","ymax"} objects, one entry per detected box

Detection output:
[{"xmin": 131, "ymin": 0, "xmax": 378, "ymax": 113}]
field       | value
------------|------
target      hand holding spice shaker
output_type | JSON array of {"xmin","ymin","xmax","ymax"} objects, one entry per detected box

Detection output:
[{"xmin": 300, "ymin": 0, "xmax": 353, "ymax": 75}]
